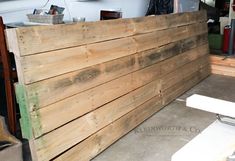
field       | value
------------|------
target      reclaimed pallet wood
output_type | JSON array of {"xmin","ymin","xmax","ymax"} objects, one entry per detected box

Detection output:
[
  {"xmin": 210, "ymin": 55, "xmax": 235, "ymax": 77},
  {"xmin": 53, "ymin": 95, "xmax": 163, "ymax": 161},
  {"xmin": 13, "ymin": 22, "xmax": 207, "ymax": 84},
  {"xmin": 24, "ymin": 35, "xmax": 208, "ymax": 111},
  {"xmin": 33, "ymin": 80, "xmax": 161, "ymax": 161},
  {"xmin": 161, "ymin": 56, "xmax": 209, "ymax": 92},
  {"xmin": 6, "ymin": 11, "xmax": 206, "ymax": 57},
  {"xmin": 53, "ymin": 63, "xmax": 210, "ymax": 161},
  {"xmin": 211, "ymin": 64, "xmax": 235, "ymax": 77},
  {"xmin": 26, "ymin": 55, "xmax": 209, "ymax": 161},
  {"xmin": 15, "ymin": 42, "xmax": 209, "ymax": 140},
  {"xmin": 5, "ymin": 11, "xmax": 210, "ymax": 161},
  {"xmin": 18, "ymin": 59, "xmax": 162, "ymax": 138},
  {"xmin": 210, "ymin": 55, "xmax": 235, "ymax": 67},
  {"xmin": 26, "ymin": 43, "xmax": 209, "ymax": 139},
  {"xmin": 162, "ymin": 65, "xmax": 210, "ymax": 106}
]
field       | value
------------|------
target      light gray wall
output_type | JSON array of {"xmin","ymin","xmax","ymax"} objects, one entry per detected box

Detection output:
[{"xmin": 0, "ymin": 0, "xmax": 150, "ymax": 23}]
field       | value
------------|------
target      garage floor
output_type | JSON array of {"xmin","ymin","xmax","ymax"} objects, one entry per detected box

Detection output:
[{"xmin": 92, "ymin": 74, "xmax": 235, "ymax": 161}]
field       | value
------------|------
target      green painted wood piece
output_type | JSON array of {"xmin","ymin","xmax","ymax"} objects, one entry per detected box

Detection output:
[{"xmin": 15, "ymin": 84, "xmax": 41, "ymax": 139}]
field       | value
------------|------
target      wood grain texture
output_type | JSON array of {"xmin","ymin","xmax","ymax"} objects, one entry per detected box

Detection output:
[
  {"xmin": 53, "ymin": 95, "xmax": 163, "ymax": 161},
  {"xmin": 52, "ymin": 59, "xmax": 210, "ymax": 161},
  {"xmin": 16, "ymin": 22, "xmax": 207, "ymax": 84},
  {"xmin": 6, "ymin": 11, "xmax": 206, "ymax": 57},
  {"xmin": 162, "ymin": 65, "xmax": 210, "ymax": 106},
  {"xmin": 210, "ymin": 55, "xmax": 235, "ymax": 67},
  {"xmin": 7, "ymin": 11, "xmax": 209, "ymax": 161},
  {"xmin": 30, "ymin": 60, "xmax": 162, "ymax": 138},
  {"xmin": 27, "ymin": 43, "xmax": 209, "ymax": 139},
  {"xmin": 210, "ymin": 55, "xmax": 235, "ymax": 77},
  {"xmin": 24, "ymin": 34, "xmax": 208, "ymax": 111},
  {"xmin": 32, "ymin": 55, "xmax": 209, "ymax": 161},
  {"xmin": 34, "ymin": 80, "xmax": 162, "ymax": 161},
  {"xmin": 161, "ymin": 56, "xmax": 209, "ymax": 92},
  {"xmin": 211, "ymin": 64, "xmax": 235, "ymax": 77}
]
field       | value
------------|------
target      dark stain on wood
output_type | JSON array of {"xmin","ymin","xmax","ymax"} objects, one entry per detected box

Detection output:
[
  {"xmin": 139, "ymin": 43, "xmax": 182, "ymax": 68},
  {"xmin": 138, "ymin": 49, "xmax": 161, "ymax": 67},
  {"xmin": 53, "ymin": 78, "xmax": 73, "ymax": 89},
  {"xmin": 181, "ymin": 38, "xmax": 196, "ymax": 53},
  {"xmin": 53, "ymin": 68, "xmax": 101, "ymax": 89},
  {"xmin": 74, "ymin": 68, "xmax": 101, "ymax": 83},
  {"xmin": 105, "ymin": 57, "xmax": 136, "ymax": 73},
  {"xmin": 181, "ymin": 34, "xmax": 207, "ymax": 53},
  {"xmin": 148, "ymin": 51, "xmax": 162, "ymax": 61},
  {"xmin": 196, "ymin": 34, "xmax": 208, "ymax": 45},
  {"xmin": 161, "ymin": 43, "xmax": 181, "ymax": 60}
]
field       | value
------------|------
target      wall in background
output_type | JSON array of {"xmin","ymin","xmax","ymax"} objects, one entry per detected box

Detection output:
[{"xmin": 0, "ymin": 0, "xmax": 150, "ymax": 23}]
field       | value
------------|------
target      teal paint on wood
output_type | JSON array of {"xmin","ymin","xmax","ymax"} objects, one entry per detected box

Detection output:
[{"xmin": 15, "ymin": 84, "xmax": 33, "ymax": 139}]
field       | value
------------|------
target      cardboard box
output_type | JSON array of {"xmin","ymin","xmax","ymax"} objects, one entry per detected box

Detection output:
[{"xmin": 0, "ymin": 116, "xmax": 23, "ymax": 161}]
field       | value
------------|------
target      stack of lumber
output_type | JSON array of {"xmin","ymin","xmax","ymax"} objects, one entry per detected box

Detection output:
[
  {"xmin": 210, "ymin": 55, "xmax": 235, "ymax": 77},
  {"xmin": 5, "ymin": 11, "xmax": 210, "ymax": 161}
]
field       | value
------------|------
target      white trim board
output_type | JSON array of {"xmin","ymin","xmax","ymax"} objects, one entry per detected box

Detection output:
[
  {"xmin": 172, "ymin": 120, "xmax": 235, "ymax": 161},
  {"xmin": 186, "ymin": 94, "xmax": 235, "ymax": 118}
]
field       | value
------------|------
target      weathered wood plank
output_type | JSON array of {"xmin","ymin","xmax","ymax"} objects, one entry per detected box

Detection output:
[
  {"xmin": 210, "ymin": 55, "xmax": 235, "ymax": 77},
  {"xmin": 6, "ymin": 11, "xmax": 206, "ymax": 56},
  {"xmin": 211, "ymin": 64, "xmax": 235, "ymax": 77},
  {"xmin": 53, "ymin": 95, "xmax": 163, "ymax": 161},
  {"xmin": 160, "ymin": 43, "xmax": 209, "ymax": 75},
  {"xmin": 31, "ymin": 55, "xmax": 209, "ymax": 161},
  {"xmin": 30, "ymin": 61, "xmax": 162, "ymax": 138},
  {"xmin": 210, "ymin": 55, "xmax": 235, "ymax": 67},
  {"xmin": 33, "ymin": 80, "xmax": 162, "ymax": 161},
  {"xmin": 8, "ymin": 11, "xmax": 209, "ymax": 161},
  {"xmin": 162, "ymin": 65, "xmax": 210, "ymax": 106},
  {"xmin": 23, "ymin": 44, "xmax": 209, "ymax": 139},
  {"xmin": 17, "ymin": 22, "xmax": 207, "ymax": 84},
  {"xmin": 24, "ymin": 35, "xmax": 208, "ymax": 111},
  {"xmin": 161, "ymin": 56, "xmax": 209, "ymax": 92},
  {"xmin": 52, "ymin": 60, "xmax": 210, "ymax": 161}
]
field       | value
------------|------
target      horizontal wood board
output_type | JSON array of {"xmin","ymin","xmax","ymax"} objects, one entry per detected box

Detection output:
[
  {"xmin": 16, "ymin": 22, "xmax": 207, "ymax": 84},
  {"xmin": 210, "ymin": 55, "xmax": 235, "ymax": 77},
  {"xmin": 28, "ymin": 55, "xmax": 210, "ymax": 161},
  {"xmin": 7, "ymin": 11, "xmax": 210, "ymax": 161},
  {"xmin": 25, "ymin": 34, "xmax": 208, "ymax": 111},
  {"xmin": 29, "ymin": 43, "xmax": 209, "ymax": 138},
  {"xmin": 54, "ymin": 65, "xmax": 210, "ymax": 161},
  {"xmin": 6, "ymin": 11, "xmax": 206, "ymax": 57}
]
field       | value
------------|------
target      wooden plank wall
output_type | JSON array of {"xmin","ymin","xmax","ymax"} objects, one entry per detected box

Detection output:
[
  {"xmin": 210, "ymin": 55, "xmax": 235, "ymax": 77},
  {"xmin": 6, "ymin": 11, "xmax": 210, "ymax": 161}
]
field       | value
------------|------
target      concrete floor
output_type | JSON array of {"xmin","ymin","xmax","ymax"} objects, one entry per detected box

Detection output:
[{"xmin": 92, "ymin": 75, "xmax": 235, "ymax": 161}]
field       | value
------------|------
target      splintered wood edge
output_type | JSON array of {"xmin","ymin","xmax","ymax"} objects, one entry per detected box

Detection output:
[
  {"xmin": 5, "ymin": 28, "xmax": 21, "ymax": 56},
  {"xmin": 5, "ymin": 29, "xmax": 27, "ymax": 83}
]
